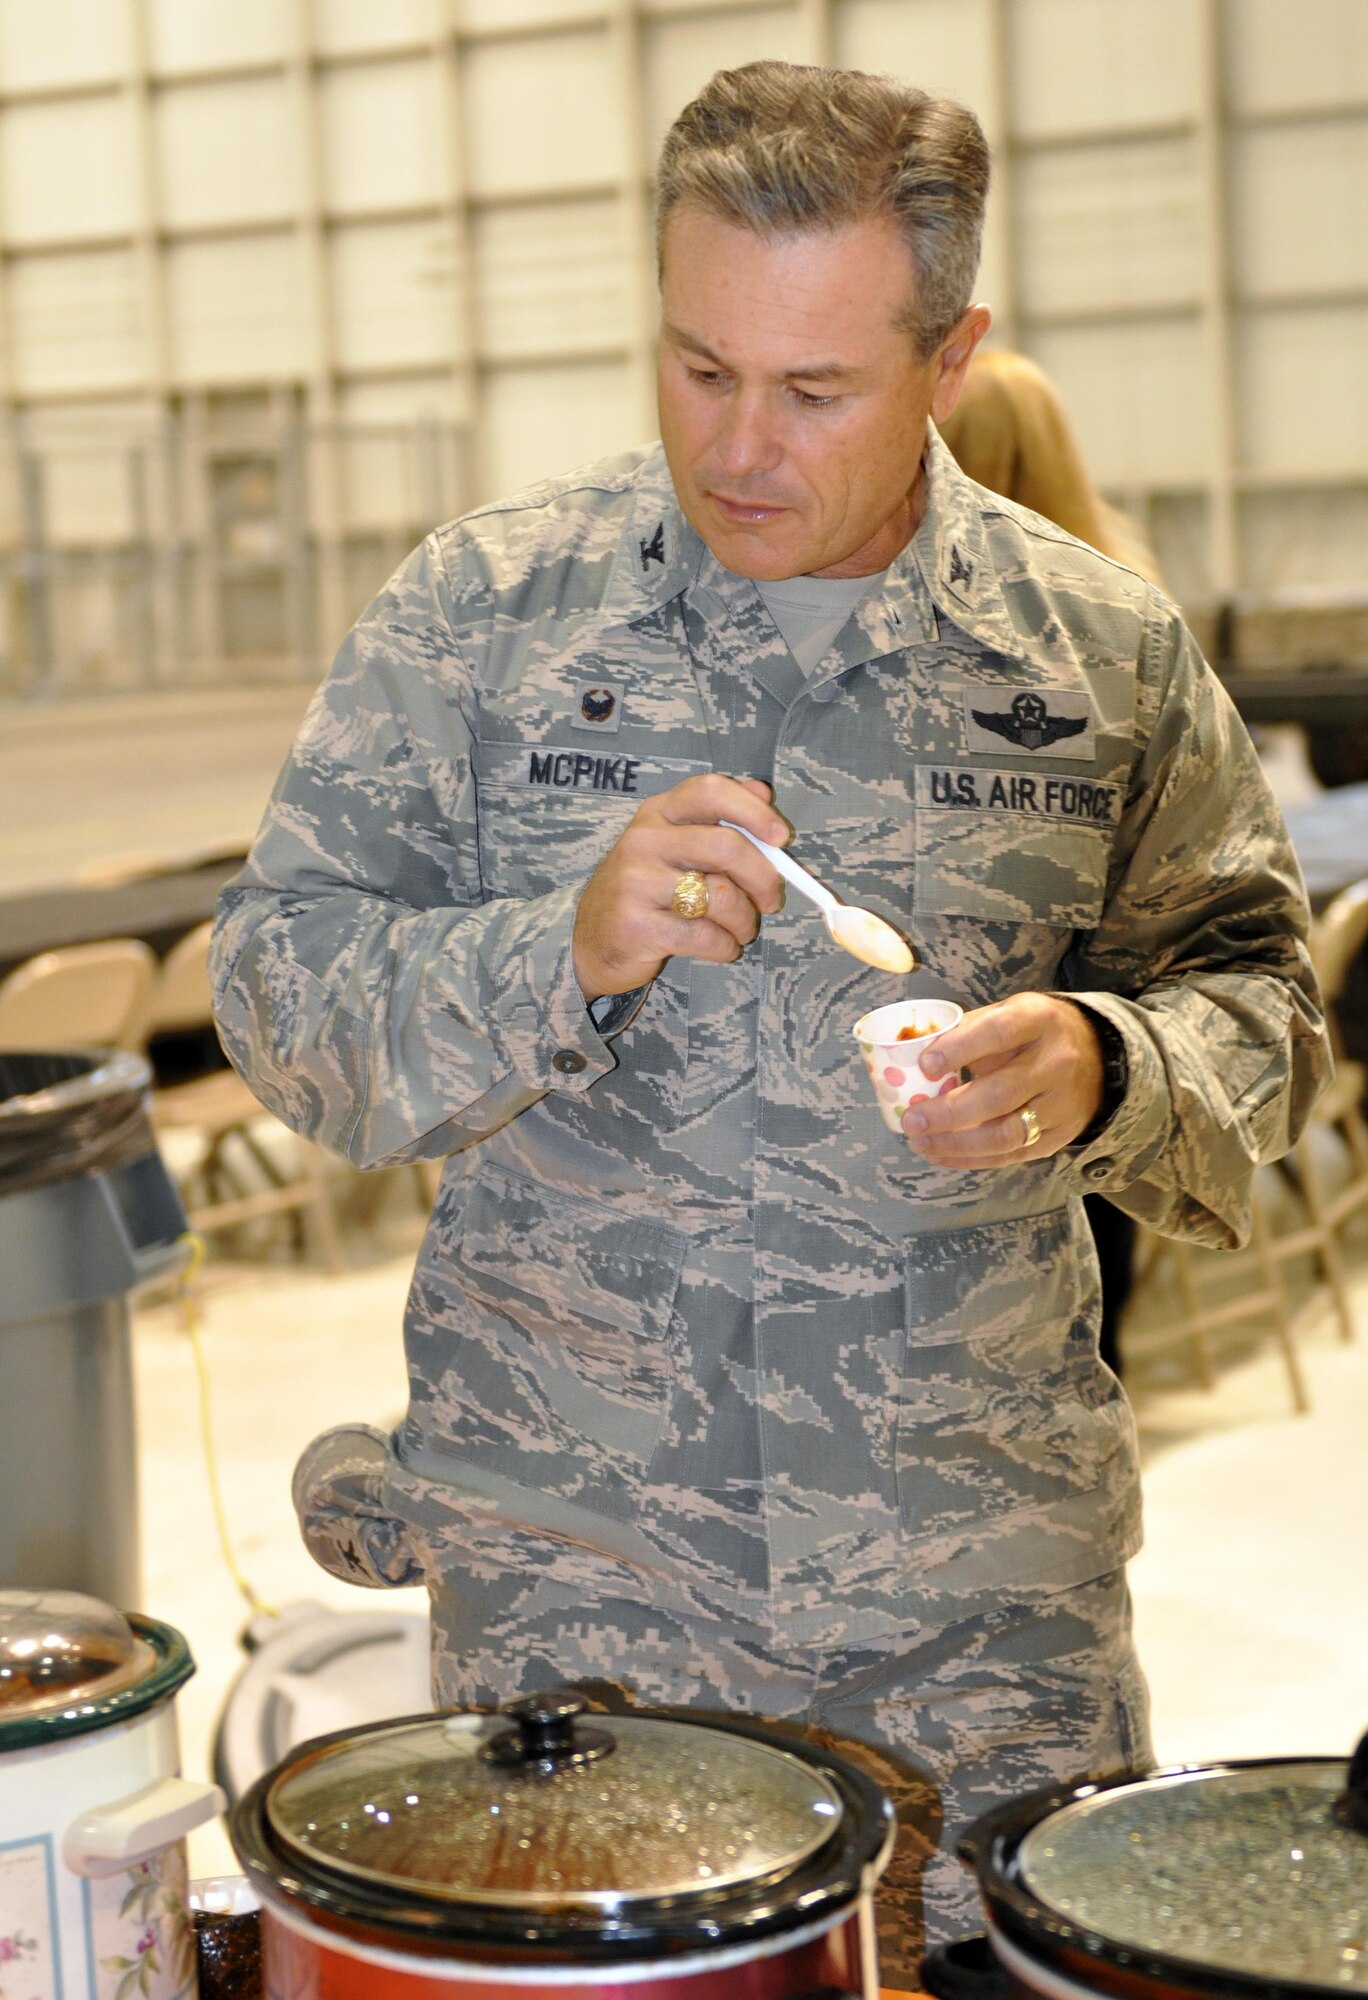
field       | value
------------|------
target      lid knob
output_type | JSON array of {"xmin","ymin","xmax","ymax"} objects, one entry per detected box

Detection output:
[
  {"xmin": 482, "ymin": 1689, "xmax": 616, "ymax": 1774},
  {"xmin": 1334, "ymin": 1725, "xmax": 1368, "ymax": 1833}
]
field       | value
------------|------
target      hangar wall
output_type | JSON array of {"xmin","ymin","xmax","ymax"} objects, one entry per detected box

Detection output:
[{"xmin": 0, "ymin": 0, "xmax": 1364, "ymax": 691}]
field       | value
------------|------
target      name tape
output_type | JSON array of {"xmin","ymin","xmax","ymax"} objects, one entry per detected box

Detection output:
[{"xmin": 527, "ymin": 748, "xmax": 642, "ymax": 793}]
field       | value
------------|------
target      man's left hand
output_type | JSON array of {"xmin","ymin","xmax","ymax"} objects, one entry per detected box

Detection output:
[{"xmin": 900, "ymin": 994, "xmax": 1105, "ymax": 1165}]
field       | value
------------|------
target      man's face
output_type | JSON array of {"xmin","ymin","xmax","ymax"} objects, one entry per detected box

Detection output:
[{"xmin": 657, "ymin": 205, "xmax": 988, "ymax": 580}]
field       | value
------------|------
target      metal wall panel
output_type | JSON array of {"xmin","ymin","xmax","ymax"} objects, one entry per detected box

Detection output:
[
  {"xmin": 463, "ymin": 29, "xmax": 626, "ymax": 198},
  {"xmin": 0, "ymin": 0, "xmax": 126, "ymax": 91},
  {"xmin": 473, "ymin": 198, "xmax": 628, "ymax": 358},
  {"xmin": 155, "ymin": 76, "xmax": 300, "ymax": 231},
  {"xmin": 1237, "ymin": 303, "xmax": 1368, "ymax": 474},
  {"xmin": 319, "ymin": 57, "xmax": 447, "ymax": 216},
  {"xmin": 836, "ymin": 0, "xmax": 994, "ymax": 109},
  {"xmin": 1241, "ymin": 490, "xmax": 1368, "ymax": 596},
  {"xmin": 146, "ymin": 0, "xmax": 287, "ymax": 75},
  {"xmin": 1015, "ymin": 136, "xmax": 1200, "ymax": 317},
  {"xmin": 167, "ymin": 234, "xmax": 307, "ymax": 383},
  {"xmin": 314, "ymin": 0, "xmax": 439, "ymax": 58},
  {"xmin": 460, "ymin": 0, "xmax": 614, "ymax": 27},
  {"xmin": 1, "ymin": 96, "xmax": 137, "ymax": 246},
  {"xmin": 9, "ymin": 249, "xmax": 144, "ymax": 394},
  {"xmin": 1008, "ymin": 0, "xmax": 1198, "ymax": 135},
  {"xmin": 331, "ymin": 219, "xmax": 459, "ymax": 373},
  {"xmin": 1224, "ymin": 0, "xmax": 1368, "ymax": 115},
  {"xmin": 1230, "ymin": 119, "xmax": 1368, "ymax": 299},
  {"xmin": 0, "ymin": 0, "xmax": 1363, "ymax": 694},
  {"xmin": 481, "ymin": 358, "xmax": 639, "ymax": 500},
  {"xmin": 642, "ymin": 6, "xmax": 816, "ymax": 160},
  {"xmin": 1032, "ymin": 316, "xmax": 1210, "ymax": 483}
]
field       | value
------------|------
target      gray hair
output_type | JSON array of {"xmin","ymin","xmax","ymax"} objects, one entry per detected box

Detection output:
[{"xmin": 655, "ymin": 61, "xmax": 990, "ymax": 359}]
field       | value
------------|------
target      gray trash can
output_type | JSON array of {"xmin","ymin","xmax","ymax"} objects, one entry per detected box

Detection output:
[{"xmin": 0, "ymin": 1049, "xmax": 189, "ymax": 1608}]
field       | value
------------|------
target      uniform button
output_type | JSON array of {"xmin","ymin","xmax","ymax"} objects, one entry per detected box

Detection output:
[
  {"xmin": 552, "ymin": 1048, "xmax": 588, "ymax": 1075},
  {"xmin": 1085, "ymin": 1159, "xmax": 1114, "ymax": 1181}
]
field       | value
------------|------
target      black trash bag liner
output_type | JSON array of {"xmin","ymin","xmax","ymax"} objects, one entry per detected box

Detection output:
[{"xmin": 0, "ymin": 1049, "xmax": 157, "ymax": 1198}]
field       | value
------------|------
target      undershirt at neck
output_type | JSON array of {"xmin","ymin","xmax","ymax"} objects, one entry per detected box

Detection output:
[{"xmin": 754, "ymin": 570, "xmax": 885, "ymax": 675}]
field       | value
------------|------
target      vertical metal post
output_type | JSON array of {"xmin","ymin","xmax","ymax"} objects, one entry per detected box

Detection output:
[
  {"xmin": 433, "ymin": 0, "xmax": 482, "ymax": 510},
  {"xmin": 609, "ymin": 0, "xmax": 658, "ymax": 450},
  {"xmin": 1194, "ymin": 0, "xmax": 1240, "ymax": 601},
  {"xmin": 18, "ymin": 439, "xmax": 56, "ymax": 699},
  {"xmin": 127, "ymin": 443, "xmax": 157, "ymax": 688},
  {"xmin": 291, "ymin": 0, "xmax": 348, "ymax": 678},
  {"xmin": 983, "ymin": 0, "xmax": 1021, "ymax": 353},
  {"xmin": 125, "ymin": 0, "xmax": 178, "ymax": 686}
]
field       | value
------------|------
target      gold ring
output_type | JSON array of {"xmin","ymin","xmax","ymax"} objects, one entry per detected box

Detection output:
[
  {"xmin": 1019, "ymin": 1105, "xmax": 1042, "ymax": 1149},
  {"xmin": 670, "ymin": 870, "xmax": 709, "ymax": 920}
]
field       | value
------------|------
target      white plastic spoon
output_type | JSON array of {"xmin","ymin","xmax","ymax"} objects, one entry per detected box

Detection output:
[{"xmin": 720, "ymin": 820, "xmax": 916, "ymax": 973}]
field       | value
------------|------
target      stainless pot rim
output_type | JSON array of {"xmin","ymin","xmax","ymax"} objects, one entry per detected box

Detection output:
[
  {"xmin": 960, "ymin": 1756, "xmax": 1365, "ymax": 2000},
  {"xmin": 0, "ymin": 1613, "xmax": 195, "ymax": 1754}
]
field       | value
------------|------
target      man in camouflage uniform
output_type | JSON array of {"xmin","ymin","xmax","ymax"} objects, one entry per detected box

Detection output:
[{"xmin": 211, "ymin": 63, "xmax": 1328, "ymax": 1976}]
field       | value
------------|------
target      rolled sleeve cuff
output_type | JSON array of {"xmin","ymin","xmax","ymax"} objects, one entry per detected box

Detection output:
[
  {"xmin": 486, "ymin": 885, "xmax": 643, "ymax": 1095},
  {"xmin": 1057, "ymin": 993, "xmax": 1173, "ymax": 1194}
]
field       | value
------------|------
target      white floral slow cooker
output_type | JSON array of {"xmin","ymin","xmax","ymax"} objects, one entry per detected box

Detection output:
[{"xmin": 0, "ymin": 1589, "xmax": 224, "ymax": 2000}]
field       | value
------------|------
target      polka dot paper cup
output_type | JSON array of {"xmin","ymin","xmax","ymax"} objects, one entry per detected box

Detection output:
[{"xmin": 853, "ymin": 998, "xmax": 964, "ymax": 1133}]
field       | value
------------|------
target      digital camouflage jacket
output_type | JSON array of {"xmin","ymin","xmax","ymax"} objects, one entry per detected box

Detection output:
[{"xmin": 211, "ymin": 431, "xmax": 1329, "ymax": 1648}]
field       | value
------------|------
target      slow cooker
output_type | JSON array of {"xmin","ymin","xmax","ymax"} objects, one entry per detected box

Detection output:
[
  {"xmin": 230, "ymin": 1686, "xmax": 895, "ymax": 2000},
  {"xmin": 0, "ymin": 1588, "xmax": 225, "ymax": 2000},
  {"xmin": 954, "ymin": 1733, "xmax": 1368, "ymax": 2000}
]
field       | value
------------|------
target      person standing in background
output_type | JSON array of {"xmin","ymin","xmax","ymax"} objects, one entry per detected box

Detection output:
[{"xmin": 939, "ymin": 347, "xmax": 1167, "ymax": 1377}]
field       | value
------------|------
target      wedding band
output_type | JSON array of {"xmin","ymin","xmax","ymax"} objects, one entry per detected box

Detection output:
[
  {"xmin": 670, "ymin": 870, "xmax": 709, "ymax": 920},
  {"xmin": 1019, "ymin": 1105, "xmax": 1042, "ymax": 1149}
]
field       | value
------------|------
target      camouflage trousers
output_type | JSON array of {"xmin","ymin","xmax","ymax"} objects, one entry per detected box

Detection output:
[{"xmin": 293, "ymin": 1424, "xmax": 1152, "ymax": 1986}]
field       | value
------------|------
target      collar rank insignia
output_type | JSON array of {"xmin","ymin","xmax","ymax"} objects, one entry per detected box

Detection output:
[
  {"xmin": 971, "ymin": 689, "xmax": 1087, "ymax": 752},
  {"xmin": 948, "ymin": 543, "xmax": 975, "ymax": 590},
  {"xmin": 639, "ymin": 521, "xmax": 666, "ymax": 570}
]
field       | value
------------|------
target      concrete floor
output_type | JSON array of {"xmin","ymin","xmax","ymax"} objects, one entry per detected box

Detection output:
[
  {"xmin": 0, "ymin": 686, "xmax": 311, "ymax": 895},
  {"xmin": 122, "ymin": 1175, "xmax": 1368, "ymax": 1883}
]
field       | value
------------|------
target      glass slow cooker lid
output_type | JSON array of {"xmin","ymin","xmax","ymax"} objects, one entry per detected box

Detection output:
[
  {"xmin": 0, "ymin": 1589, "xmax": 155, "ymax": 1720},
  {"xmin": 265, "ymin": 1692, "xmax": 847, "ymax": 1911},
  {"xmin": 1016, "ymin": 1762, "xmax": 1368, "ymax": 1990}
]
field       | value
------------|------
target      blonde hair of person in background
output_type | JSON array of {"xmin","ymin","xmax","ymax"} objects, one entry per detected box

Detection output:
[{"xmin": 939, "ymin": 347, "xmax": 1164, "ymax": 586}]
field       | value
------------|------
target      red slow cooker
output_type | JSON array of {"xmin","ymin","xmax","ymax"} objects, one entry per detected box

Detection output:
[
  {"xmin": 229, "ymin": 1688, "xmax": 895, "ymax": 2000},
  {"xmin": 952, "ymin": 1734, "xmax": 1368, "ymax": 2000}
]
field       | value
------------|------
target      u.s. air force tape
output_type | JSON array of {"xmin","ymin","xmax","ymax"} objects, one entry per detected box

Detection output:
[{"xmin": 918, "ymin": 765, "xmax": 1121, "ymax": 825}]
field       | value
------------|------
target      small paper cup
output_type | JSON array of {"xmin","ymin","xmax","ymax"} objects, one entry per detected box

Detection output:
[{"xmin": 853, "ymin": 998, "xmax": 964, "ymax": 1133}]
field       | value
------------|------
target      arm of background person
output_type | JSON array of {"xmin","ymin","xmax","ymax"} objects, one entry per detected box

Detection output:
[
  {"xmin": 1056, "ymin": 602, "xmax": 1332, "ymax": 1247},
  {"xmin": 210, "ymin": 534, "xmax": 631, "ymax": 1170}
]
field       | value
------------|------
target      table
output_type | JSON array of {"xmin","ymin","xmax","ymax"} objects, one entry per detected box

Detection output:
[
  {"xmin": 0, "ymin": 854, "xmax": 244, "ymax": 981},
  {"xmin": 1283, "ymin": 784, "xmax": 1368, "ymax": 911}
]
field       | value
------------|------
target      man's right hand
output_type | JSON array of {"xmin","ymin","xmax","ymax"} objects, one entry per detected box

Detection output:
[{"xmin": 573, "ymin": 775, "xmax": 790, "ymax": 1002}]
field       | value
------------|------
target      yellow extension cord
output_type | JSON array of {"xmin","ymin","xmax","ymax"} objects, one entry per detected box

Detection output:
[{"xmin": 177, "ymin": 1231, "xmax": 278, "ymax": 1618}]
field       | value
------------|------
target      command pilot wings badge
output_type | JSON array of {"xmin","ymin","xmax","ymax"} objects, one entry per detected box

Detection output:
[{"xmin": 964, "ymin": 687, "xmax": 1094, "ymax": 760}]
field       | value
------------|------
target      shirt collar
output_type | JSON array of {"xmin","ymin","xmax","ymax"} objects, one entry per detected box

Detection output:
[
  {"xmin": 597, "ymin": 445, "xmax": 703, "ymax": 630},
  {"xmin": 595, "ymin": 427, "xmax": 1023, "ymax": 665}
]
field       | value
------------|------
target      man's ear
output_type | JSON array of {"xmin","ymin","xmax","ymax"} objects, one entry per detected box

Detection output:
[{"xmin": 930, "ymin": 305, "xmax": 993, "ymax": 425}]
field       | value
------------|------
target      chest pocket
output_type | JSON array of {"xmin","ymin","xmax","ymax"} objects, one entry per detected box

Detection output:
[
  {"xmin": 475, "ymin": 740, "xmax": 709, "ymax": 901},
  {"xmin": 913, "ymin": 786, "xmax": 1112, "ymax": 929}
]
